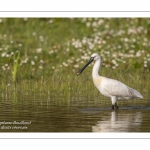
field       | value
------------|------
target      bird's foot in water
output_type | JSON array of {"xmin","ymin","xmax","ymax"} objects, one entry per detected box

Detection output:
[
  {"xmin": 112, "ymin": 103, "xmax": 119, "ymax": 110},
  {"xmin": 112, "ymin": 105, "xmax": 114, "ymax": 110}
]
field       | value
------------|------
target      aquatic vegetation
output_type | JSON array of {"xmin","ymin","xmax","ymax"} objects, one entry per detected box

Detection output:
[
  {"xmin": 12, "ymin": 52, "xmax": 20, "ymax": 82},
  {"xmin": 0, "ymin": 18, "xmax": 150, "ymax": 106}
]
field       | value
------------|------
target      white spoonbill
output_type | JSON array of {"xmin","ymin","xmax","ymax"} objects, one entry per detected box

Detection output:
[{"xmin": 77, "ymin": 53, "xmax": 143, "ymax": 110}]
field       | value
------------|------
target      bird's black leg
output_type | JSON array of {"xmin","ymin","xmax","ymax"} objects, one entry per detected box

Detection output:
[
  {"xmin": 115, "ymin": 103, "xmax": 119, "ymax": 109},
  {"xmin": 112, "ymin": 105, "xmax": 114, "ymax": 110},
  {"xmin": 112, "ymin": 103, "xmax": 119, "ymax": 110}
]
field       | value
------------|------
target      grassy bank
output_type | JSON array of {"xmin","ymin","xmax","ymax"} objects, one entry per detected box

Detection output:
[{"xmin": 0, "ymin": 18, "xmax": 150, "ymax": 105}]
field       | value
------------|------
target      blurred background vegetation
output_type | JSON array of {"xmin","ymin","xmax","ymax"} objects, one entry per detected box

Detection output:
[{"xmin": 0, "ymin": 18, "xmax": 150, "ymax": 103}]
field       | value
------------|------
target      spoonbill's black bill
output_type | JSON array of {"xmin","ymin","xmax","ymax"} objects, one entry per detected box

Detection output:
[{"xmin": 76, "ymin": 57, "xmax": 94, "ymax": 76}]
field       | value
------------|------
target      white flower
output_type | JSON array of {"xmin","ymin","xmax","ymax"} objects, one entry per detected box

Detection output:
[
  {"xmin": 36, "ymin": 48, "xmax": 42, "ymax": 53},
  {"xmin": 34, "ymin": 56, "xmax": 38, "ymax": 59},
  {"xmin": 39, "ymin": 66, "xmax": 43, "ymax": 69},
  {"xmin": 62, "ymin": 62, "xmax": 68, "ymax": 67},
  {"xmin": 74, "ymin": 65, "xmax": 79, "ymax": 68},
  {"xmin": 1, "ymin": 52, "xmax": 6, "ymax": 57},
  {"xmin": 112, "ymin": 66, "xmax": 116, "ymax": 69},
  {"xmin": 136, "ymin": 51, "xmax": 141, "ymax": 57},
  {"xmin": 144, "ymin": 63, "xmax": 147, "ymax": 67},
  {"xmin": 86, "ymin": 22, "xmax": 91, "ymax": 27},
  {"xmin": 31, "ymin": 61, "xmax": 35, "ymax": 65}
]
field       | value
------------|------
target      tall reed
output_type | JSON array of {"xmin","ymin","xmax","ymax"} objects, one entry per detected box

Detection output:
[{"xmin": 12, "ymin": 52, "xmax": 20, "ymax": 82}]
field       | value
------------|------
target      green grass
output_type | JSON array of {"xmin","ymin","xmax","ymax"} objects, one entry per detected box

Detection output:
[{"xmin": 0, "ymin": 18, "xmax": 150, "ymax": 106}]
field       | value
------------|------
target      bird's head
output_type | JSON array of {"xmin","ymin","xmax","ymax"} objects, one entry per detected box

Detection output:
[
  {"xmin": 91, "ymin": 53, "xmax": 100, "ymax": 62},
  {"xmin": 76, "ymin": 53, "xmax": 101, "ymax": 76}
]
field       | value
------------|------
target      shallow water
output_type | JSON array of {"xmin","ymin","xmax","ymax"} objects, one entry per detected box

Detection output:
[{"xmin": 0, "ymin": 95, "xmax": 150, "ymax": 132}]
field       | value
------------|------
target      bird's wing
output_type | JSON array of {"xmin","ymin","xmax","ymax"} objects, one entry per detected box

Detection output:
[{"xmin": 103, "ymin": 78, "xmax": 132, "ymax": 98}]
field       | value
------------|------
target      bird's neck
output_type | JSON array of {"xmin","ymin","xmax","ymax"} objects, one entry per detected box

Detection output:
[{"xmin": 92, "ymin": 59, "xmax": 102, "ymax": 78}]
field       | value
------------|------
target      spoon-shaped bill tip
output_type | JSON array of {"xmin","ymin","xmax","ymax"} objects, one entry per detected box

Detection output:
[
  {"xmin": 76, "ymin": 70, "xmax": 82, "ymax": 76},
  {"xmin": 76, "ymin": 57, "xmax": 94, "ymax": 76}
]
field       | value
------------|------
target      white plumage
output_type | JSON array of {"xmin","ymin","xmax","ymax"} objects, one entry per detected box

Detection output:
[{"xmin": 77, "ymin": 53, "xmax": 143, "ymax": 109}]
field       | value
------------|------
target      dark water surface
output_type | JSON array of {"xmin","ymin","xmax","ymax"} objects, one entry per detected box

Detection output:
[{"xmin": 0, "ymin": 95, "xmax": 150, "ymax": 132}]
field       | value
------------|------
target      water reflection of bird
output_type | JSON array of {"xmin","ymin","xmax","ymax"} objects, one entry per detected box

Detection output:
[
  {"xmin": 77, "ymin": 53, "xmax": 143, "ymax": 110},
  {"xmin": 92, "ymin": 111, "xmax": 142, "ymax": 132}
]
